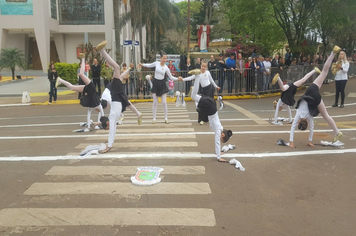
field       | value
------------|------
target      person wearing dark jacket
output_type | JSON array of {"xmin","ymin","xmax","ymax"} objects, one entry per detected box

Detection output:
[
  {"xmin": 48, "ymin": 63, "xmax": 58, "ymax": 104},
  {"xmin": 91, "ymin": 59, "xmax": 102, "ymax": 95},
  {"xmin": 216, "ymin": 54, "xmax": 227, "ymax": 94},
  {"xmin": 183, "ymin": 58, "xmax": 194, "ymax": 95}
]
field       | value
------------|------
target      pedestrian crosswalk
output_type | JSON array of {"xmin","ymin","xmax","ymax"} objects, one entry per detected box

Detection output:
[
  {"xmin": 0, "ymin": 103, "xmax": 218, "ymax": 231},
  {"xmin": 0, "ymin": 164, "xmax": 216, "ymax": 228}
]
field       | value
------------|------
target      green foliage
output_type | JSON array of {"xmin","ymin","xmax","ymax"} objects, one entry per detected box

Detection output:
[
  {"xmin": 54, "ymin": 62, "xmax": 79, "ymax": 85},
  {"xmin": 0, "ymin": 48, "xmax": 26, "ymax": 80},
  {"xmin": 223, "ymin": 0, "xmax": 285, "ymax": 55}
]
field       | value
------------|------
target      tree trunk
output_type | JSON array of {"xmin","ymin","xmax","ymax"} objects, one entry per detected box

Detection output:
[
  {"xmin": 139, "ymin": 0, "xmax": 143, "ymax": 61},
  {"xmin": 113, "ymin": 0, "xmax": 121, "ymax": 62},
  {"xmin": 11, "ymin": 68, "xmax": 15, "ymax": 80}
]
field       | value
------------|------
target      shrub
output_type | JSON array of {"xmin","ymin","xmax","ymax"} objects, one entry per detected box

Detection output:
[{"xmin": 54, "ymin": 62, "xmax": 79, "ymax": 84}]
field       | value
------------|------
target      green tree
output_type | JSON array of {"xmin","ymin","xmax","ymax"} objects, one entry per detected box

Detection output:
[
  {"xmin": 223, "ymin": 0, "xmax": 285, "ymax": 55},
  {"xmin": 269, "ymin": 0, "xmax": 317, "ymax": 60},
  {"xmin": 0, "ymin": 48, "xmax": 26, "ymax": 81}
]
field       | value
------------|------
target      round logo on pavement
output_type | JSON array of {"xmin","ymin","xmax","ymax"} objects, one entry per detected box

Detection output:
[{"xmin": 131, "ymin": 167, "xmax": 164, "ymax": 186}]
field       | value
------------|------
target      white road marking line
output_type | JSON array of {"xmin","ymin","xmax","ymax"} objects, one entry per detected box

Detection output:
[
  {"xmin": 0, "ymin": 152, "xmax": 203, "ymax": 161},
  {"xmin": 95, "ymin": 128, "xmax": 194, "ymax": 134},
  {"xmin": 75, "ymin": 141, "xmax": 198, "ymax": 149},
  {"xmin": 23, "ymin": 182, "xmax": 212, "ymax": 195},
  {"xmin": 224, "ymin": 101, "xmax": 269, "ymax": 125},
  {"xmin": 1, "ymin": 149, "xmax": 356, "ymax": 162},
  {"xmin": 0, "ymin": 208, "xmax": 216, "ymax": 227},
  {"xmin": 1, "ymin": 128, "xmax": 355, "ymax": 140},
  {"xmin": 348, "ymin": 92, "xmax": 356, "ymax": 98},
  {"xmin": 2, "ymin": 112, "xmax": 356, "ymax": 128},
  {"xmin": 85, "ymin": 134, "xmax": 196, "ymax": 141},
  {"xmin": 45, "ymin": 166, "xmax": 205, "ymax": 175}
]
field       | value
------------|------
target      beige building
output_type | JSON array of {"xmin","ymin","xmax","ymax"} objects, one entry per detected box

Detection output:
[{"xmin": 0, "ymin": 0, "xmax": 146, "ymax": 72}]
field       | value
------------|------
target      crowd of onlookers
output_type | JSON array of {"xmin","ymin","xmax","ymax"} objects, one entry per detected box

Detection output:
[{"xmin": 67, "ymin": 51, "xmax": 356, "ymax": 99}]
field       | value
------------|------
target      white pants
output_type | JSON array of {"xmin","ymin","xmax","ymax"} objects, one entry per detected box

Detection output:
[
  {"xmin": 108, "ymin": 101, "xmax": 122, "ymax": 148},
  {"xmin": 274, "ymin": 98, "xmax": 292, "ymax": 123}
]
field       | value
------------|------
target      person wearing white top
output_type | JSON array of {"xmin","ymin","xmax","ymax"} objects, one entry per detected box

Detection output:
[
  {"xmin": 140, "ymin": 54, "xmax": 180, "ymax": 124},
  {"xmin": 182, "ymin": 62, "xmax": 221, "ymax": 124},
  {"xmin": 92, "ymin": 41, "xmax": 142, "ymax": 154},
  {"xmin": 56, "ymin": 55, "xmax": 105, "ymax": 132},
  {"xmin": 182, "ymin": 61, "xmax": 220, "ymax": 97},
  {"xmin": 263, "ymin": 57, "xmax": 271, "ymax": 91},
  {"xmin": 289, "ymin": 46, "xmax": 343, "ymax": 148},
  {"xmin": 190, "ymin": 72, "xmax": 232, "ymax": 162},
  {"xmin": 332, "ymin": 51, "xmax": 350, "ymax": 108}
]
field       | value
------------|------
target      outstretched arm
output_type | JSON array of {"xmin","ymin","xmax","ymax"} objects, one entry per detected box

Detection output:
[
  {"xmin": 119, "ymin": 69, "xmax": 130, "ymax": 80},
  {"xmin": 142, "ymin": 62, "xmax": 157, "ymax": 68},
  {"xmin": 166, "ymin": 68, "xmax": 179, "ymax": 81},
  {"xmin": 208, "ymin": 72, "xmax": 219, "ymax": 89},
  {"xmin": 182, "ymin": 75, "xmax": 195, "ymax": 82}
]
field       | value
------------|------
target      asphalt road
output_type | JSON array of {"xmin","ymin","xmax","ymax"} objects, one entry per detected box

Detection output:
[{"xmin": 0, "ymin": 79, "xmax": 355, "ymax": 236}]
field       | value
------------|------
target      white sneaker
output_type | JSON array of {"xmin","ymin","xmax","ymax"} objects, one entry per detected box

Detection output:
[
  {"xmin": 199, "ymin": 121, "xmax": 205, "ymax": 125},
  {"xmin": 94, "ymin": 125, "xmax": 100, "ymax": 130},
  {"xmin": 271, "ymin": 121, "xmax": 283, "ymax": 126},
  {"xmin": 217, "ymin": 96, "xmax": 224, "ymax": 110},
  {"xmin": 138, "ymin": 113, "xmax": 143, "ymax": 125},
  {"xmin": 175, "ymin": 91, "xmax": 181, "ymax": 107},
  {"xmin": 181, "ymin": 93, "xmax": 186, "ymax": 107},
  {"xmin": 83, "ymin": 128, "xmax": 90, "ymax": 132}
]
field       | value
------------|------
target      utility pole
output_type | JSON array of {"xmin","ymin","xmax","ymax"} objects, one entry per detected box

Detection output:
[{"xmin": 187, "ymin": 0, "xmax": 190, "ymax": 59}]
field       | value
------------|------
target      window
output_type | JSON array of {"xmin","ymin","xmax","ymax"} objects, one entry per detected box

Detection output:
[
  {"xmin": 50, "ymin": 0, "xmax": 57, "ymax": 19},
  {"xmin": 58, "ymin": 0, "xmax": 105, "ymax": 25}
]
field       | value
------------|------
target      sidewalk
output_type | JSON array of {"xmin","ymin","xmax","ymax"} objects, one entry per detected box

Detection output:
[{"xmin": 0, "ymin": 74, "xmax": 353, "ymax": 106}]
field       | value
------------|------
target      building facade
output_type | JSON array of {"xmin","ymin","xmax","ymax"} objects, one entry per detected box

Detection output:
[{"xmin": 0, "ymin": 0, "xmax": 146, "ymax": 72}]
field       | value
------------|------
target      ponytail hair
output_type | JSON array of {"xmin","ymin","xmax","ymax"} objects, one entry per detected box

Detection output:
[
  {"xmin": 222, "ymin": 129, "xmax": 233, "ymax": 143},
  {"xmin": 100, "ymin": 116, "xmax": 109, "ymax": 130},
  {"xmin": 101, "ymin": 99, "xmax": 108, "ymax": 109},
  {"xmin": 298, "ymin": 119, "xmax": 308, "ymax": 131}
]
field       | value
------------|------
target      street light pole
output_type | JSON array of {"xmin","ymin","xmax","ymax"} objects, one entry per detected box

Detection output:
[{"xmin": 187, "ymin": 0, "xmax": 190, "ymax": 58}]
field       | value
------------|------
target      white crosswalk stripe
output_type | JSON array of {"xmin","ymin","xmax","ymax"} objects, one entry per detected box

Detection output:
[{"xmin": 0, "ymin": 164, "xmax": 216, "ymax": 227}]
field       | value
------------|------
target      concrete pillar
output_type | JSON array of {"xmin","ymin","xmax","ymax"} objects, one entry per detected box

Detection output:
[
  {"xmin": 53, "ymin": 33, "xmax": 66, "ymax": 62},
  {"xmin": 33, "ymin": 0, "xmax": 50, "ymax": 72},
  {"xmin": 104, "ymin": 0, "xmax": 113, "ymax": 57},
  {"xmin": 0, "ymin": 29, "xmax": 9, "ymax": 49}
]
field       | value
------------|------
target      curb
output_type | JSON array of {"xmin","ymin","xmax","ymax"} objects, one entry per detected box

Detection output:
[
  {"xmin": 0, "ymin": 78, "xmax": 34, "ymax": 86},
  {"xmin": 29, "ymin": 91, "xmax": 285, "ymax": 105}
]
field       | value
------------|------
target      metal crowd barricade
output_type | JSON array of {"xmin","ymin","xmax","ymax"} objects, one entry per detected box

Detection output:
[{"xmin": 124, "ymin": 62, "xmax": 355, "ymax": 99}]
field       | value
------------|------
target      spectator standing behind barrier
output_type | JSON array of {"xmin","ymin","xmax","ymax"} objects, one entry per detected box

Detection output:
[
  {"xmin": 129, "ymin": 63, "xmax": 137, "ymax": 97},
  {"xmin": 195, "ymin": 58, "xmax": 201, "ymax": 69},
  {"xmin": 167, "ymin": 60, "xmax": 176, "ymax": 99},
  {"xmin": 271, "ymin": 54, "xmax": 280, "ymax": 90},
  {"xmin": 91, "ymin": 59, "xmax": 101, "ymax": 95},
  {"xmin": 136, "ymin": 75, "xmax": 146, "ymax": 99},
  {"xmin": 102, "ymin": 62, "xmax": 113, "ymax": 88},
  {"xmin": 217, "ymin": 54, "xmax": 227, "ymax": 94},
  {"xmin": 208, "ymin": 55, "xmax": 218, "ymax": 82},
  {"xmin": 263, "ymin": 56, "xmax": 271, "ymax": 91},
  {"xmin": 48, "ymin": 63, "xmax": 58, "ymax": 104},
  {"xmin": 182, "ymin": 58, "xmax": 194, "ymax": 95},
  {"xmin": 280, "ymin": 58, "xmax": 287, "ymax": 82},
  {"xmin": 168, "ymin": 60, "xmax": 177, "ymax": 76},
  {"xmin": 332, "ymin": 51, "xmax": 350, "ymax": 108},
  {"xmin": 121, "ymin": 63, "xmax": 129, "ymax": 95},
  {"xmin": 236, "ymin": 53, "xmax": 245, "ymax": 93},
  {"xmin": 77, "ymin": 61, "xmax": 87, "ymax": 99},
  {"xmin": 245, "ymin": 57, "xmax": 252, "ymax": 93},
  {"xmin": 257, "ymin": 56, "xmax": 265, "ymax": 92},
  {"xmin": 226, "ymin": 53, "xmax": 236, "ymax": 94},
  {"xmin": 249, "ymin": 57, "xmax": 258, "ymax": 93}
]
